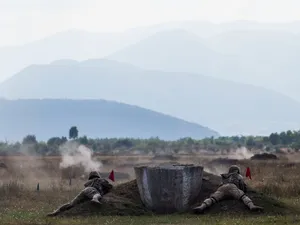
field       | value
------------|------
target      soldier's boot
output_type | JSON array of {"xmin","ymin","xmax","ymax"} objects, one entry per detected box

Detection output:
[
  {"xmin": 241, "ymin": 195, "xmax": 264, "ymax": 212},
  {"xmin": 47, "ymin": 203, "xmax": 73, "ymax": 217},
  {"xmin": 193, "ymin": 197, "xmax": 216, "ymax": 214},
  {"xmin": 91, "ymin": 193, "xmax": 102, "ymax": 204}
]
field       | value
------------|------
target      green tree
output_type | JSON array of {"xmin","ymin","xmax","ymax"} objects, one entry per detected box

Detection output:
[
  {"xmin": 240, "ymin": 136, "xmax": 246, "ymax": 145},
  {"xmin": 269, "ymin": 133, "xmax": 280, "ymax": 145},
  {"xmin": 69, "ymin": 126, "xmax": 78, "ymax": 140},
  {"xmin": 210, "ymin": 136, "xmax": 215, "ymax": 144},
  {"xmin": 246, "ymin": 136, "xmax": 255, "ymax": 147},
  {"xmin": 286, "ymin": 130, "xmax": 293, "ymax": 144},
  {"xmin": 279, "ymin": 132, "xmax": 288, "ymax": 145},
  {"xmin": 262, "ymin": 136, "xmax": 269, "ymax": 142},
  {"xmin": 78, "ymin": 135, "xmax": 88, "ymax": 145},
  {"xmin": 47, "ymin": 136, "xmax": 67, "ymax": 146},
  {"xmin": 232, "ymin": 136, "xmax": 240, "ymax": 143},
  {"xmin": 22, "ymin": 135, "xmax": 37, "ymax": 145},
  {"xmin": 113, "ymin": 138, "xmax": 133, "ymax": 148}
]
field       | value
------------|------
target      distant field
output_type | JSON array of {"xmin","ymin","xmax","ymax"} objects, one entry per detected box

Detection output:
[{"xmin": 1, "ymin": 153, "xmax": 300, "ymax": 224}]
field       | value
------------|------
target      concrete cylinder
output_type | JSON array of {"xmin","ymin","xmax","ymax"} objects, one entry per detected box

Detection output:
[{"xmin": 134, "ymin": 164, "xmax": 204, "ymax": 213}]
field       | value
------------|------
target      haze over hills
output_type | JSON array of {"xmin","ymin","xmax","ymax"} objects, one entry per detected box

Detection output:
[
  {"xmin": 108, "ymin": 29, "xmax": 245, "ymax": 81},
  {"xmin": 126, "ymin": 20, "xmax": 300, "ymax": 42},
  {"xmin": 0, "ymin": 20, "xmax": 300, "ymax": 101},
  {"xmin": 0, "ymin": 99, "xmax": 218, "ymax": 141},
  {"xmin": 108, "ymin": 29, "xmax": 300, "ymax": 100},
  {"xmin": 1, "ymin": 59, "xmax": 300, "ymax": 136},
  {"xmin": 1, "ymin": 20, "xmax": 300, "ymax": 138},
  {"xmin": 0, "ymin": 29, "xmax": 149, "ymax": 82},
  {"xmin": 206, "ymin": 30, "xmax": 300, "ymax": 99}
]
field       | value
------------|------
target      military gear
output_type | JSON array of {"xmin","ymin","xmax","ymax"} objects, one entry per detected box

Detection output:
[
  {"xmin": 193, "ymin": 165, "xmax": 263, "ymax": 214},
  {"xmin": 47, "ymin": 175, "xmax": 113, "ymax": 217},
  {"xmin": 91, "ymin": 193, "xmax": 102, "ymax": 204},
  {"xmin": 88, "ymin": 171, "xmax": 101, "ymax": 180},
  {"xmin": 228, "ymin": 165, "xmax": 240, "ymax": 174},
  {"xmin": 221, "ymin": 172, "xmax": 247, "ymax": 192},
  {"xmin": 84, "ymin": 177, "xmax": 113, "ymax": 195}
]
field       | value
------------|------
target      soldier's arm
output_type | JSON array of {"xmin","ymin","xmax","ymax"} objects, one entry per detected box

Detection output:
[
  {"xmin": 84, "ymin": 180, "xmax": 93, "ymax": 187},
  {"xmin": 101, "ymin": 179, "xmax": 113, "ymax": 193},
  {"xmin": 243, "ymin": 181, "xmax": 248, "ymax": 193},
  {"xmin": 93, "ymin": 178, "xmax": 113, "ymax": 194},
  {"xmin": 239, "ymin": 175, "xmax": 247, "ymax": 193}
]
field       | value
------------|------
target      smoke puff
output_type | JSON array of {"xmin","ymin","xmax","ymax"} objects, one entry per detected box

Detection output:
[
  {"xmin": 204, "ymin": 147, "xmax": 254, "ymax": 175},
  {"xmin": 229, "ymin": 147, "xmax": 254, "ymax": 160},
  {"xmin": 59, "ymin": 141, "xmax": 102, "ymax": 172}
]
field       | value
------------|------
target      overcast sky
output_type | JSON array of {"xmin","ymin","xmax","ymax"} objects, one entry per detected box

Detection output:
[{"xmin": 1, "ymin": 0, "xmax": 300, "ymax": 46}]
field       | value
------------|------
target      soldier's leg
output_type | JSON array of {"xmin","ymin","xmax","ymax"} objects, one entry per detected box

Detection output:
[
  {"xmin": 240, "ymin": 194, "xmax": 263, "ymax": 212},
  {"xmin": 47, "ymin": 203, "xmax": 73, "ymax": 217},
  {"xmin": 229, "ymin": 185, "xmax": 263, "ymax": 212},
  {"xmin": 47, "ymin": 189, "xmax": 88, "ymax": 217},
  {"xmin": 193, "ymin": 187, "xmax": 225, "ymax": 214},
  {"xmin": 90, "ymin": 193, "xmax": 102, "ymax": 204},
  {"xmin": 83, "ymin": 187, "xmax": 102, "ymax": 204}
]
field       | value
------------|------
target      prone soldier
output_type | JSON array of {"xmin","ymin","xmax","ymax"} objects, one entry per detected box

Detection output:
[
  {"xmin": 193, "ymin": 165, "xmax": 263, "ymax": 214},
  {"xmin": 47, "ymin": 171, "xmax": 113, "ymax": 217}
]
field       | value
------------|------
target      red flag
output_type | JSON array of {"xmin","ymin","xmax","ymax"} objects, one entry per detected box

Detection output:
[
  {"xmin": 245, "ymin": 167, "xmax": 252, "ymax": 179},
  {"xmin": 108, "ymin": 170, "xmax": 115, "ymax": 182}
]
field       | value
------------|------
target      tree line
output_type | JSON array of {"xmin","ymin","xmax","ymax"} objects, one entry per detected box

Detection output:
[{"xmin": 0, "ymin": 126, "xmax": 299, "ymax": 156}]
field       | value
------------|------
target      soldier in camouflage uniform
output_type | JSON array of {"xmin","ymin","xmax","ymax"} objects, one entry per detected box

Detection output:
[
  {"xmin": 47, "ymin": 171, "xmax": 113, "ymax": 217},
  {"xmin": 193, "ymin": 165, "xmax": 263, "ymax": 214}
]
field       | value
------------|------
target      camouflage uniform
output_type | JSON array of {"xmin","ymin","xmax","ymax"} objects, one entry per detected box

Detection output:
[
  {"xmin": 47, "ymin": 171, "xmax": 113, "ymax": 217},
  {"xmin": 193, "ymin": 165, "xmax": 263, "ymax": 214}
]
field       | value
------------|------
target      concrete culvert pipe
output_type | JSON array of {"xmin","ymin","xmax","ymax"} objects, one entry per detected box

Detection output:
[{"xmin": 134, "ymin": 164, "xmax": 204, "ymax": 213}]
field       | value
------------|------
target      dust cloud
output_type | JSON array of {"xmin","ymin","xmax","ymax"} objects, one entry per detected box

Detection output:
[
  {"xmin": 59, "ymin": 141, "xmax": 103, "ymax": 173},
  {"xmin": 204, "ymin": 166, "xmax": 225, "ymax": 176},
  {"xmin": 227, "ymin": 147, "xmax": 254, "ymax": 159},
  {"xmin": 202, "ymin": 147, "xmax": 254, "ymax": 176}
]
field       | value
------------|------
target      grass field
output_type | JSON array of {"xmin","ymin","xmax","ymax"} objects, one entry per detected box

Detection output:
[
  {"xmin": 1, "ymin": 153, "xmax": 300, "ymax": 225},
  {"xmin": 3, "ymin": 213, "xmax": 300, "ymax": 225}
]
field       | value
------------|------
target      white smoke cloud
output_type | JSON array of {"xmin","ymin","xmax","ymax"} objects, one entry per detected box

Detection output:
[
  {"xmin": 227, "ymin": 147, "xmax": 254, "ymax": 159},
  {"xmin": 203, "ymin": 147, "xmax": 254, "ymax": 175},
  {"xmin": 204, "ymin": 166, "xmax": 225, "ymax": 176},
  {"xmin": 59, "ymin": 141, "xmax": 102, "ymax": 172}
]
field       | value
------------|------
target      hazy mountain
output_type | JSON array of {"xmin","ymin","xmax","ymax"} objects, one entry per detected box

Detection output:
[
  {"xmin": 50, "ymin": 59, "xmax": 79, "ymax": 66},
  {"xmin": 108, "ymin": 29, "xmax": 254, "ymax": 87},
  {"xmin": 206, "ymin": 30, "xmax": 300, "ymax": 99},
  {"xmin": 109, "ymin": 29, "xmax": 232, "ymax": 74},
  {"xmin": 0, "ymin": 99, "xmax": 218, "ymax": 141},
  {"xmin": 127, "ymin": 20, "xmax": 300, "ymax": 40},
  {"xmin": 1, "ymin": 20, "xmax": 300, "ymax": 86},
  {"xmin": 0, "ymin": 29, "xmax": 152, "ymax": 82},
  {"xmin": 108, "ymin": 29, "xmax": 300, "ymax": 100},
  {"xmin": 1, "ymin": 59, "xmax": 300, "ymax": 136}
]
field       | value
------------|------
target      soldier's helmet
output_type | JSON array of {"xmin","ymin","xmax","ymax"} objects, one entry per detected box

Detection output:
[
  {"xmin": 228, "ymin": 165, "xmax": 240, "ymax": 174},
  {"xmin": 88, "ymin": 171, "xmax": 101, "ymax": 180}
]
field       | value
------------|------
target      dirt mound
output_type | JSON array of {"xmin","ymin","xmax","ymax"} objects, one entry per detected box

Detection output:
[
  {"xmin": 63, "ymin": 180, "xmax": 150, "ymax": 216},
  {"xmin": 191, "ymin": 172, "xmax": 289, "ymax": 215},
  {"xmin": 209, "ymin": 158, "xmax": 240, "ymax": 165},
  {"xmin": 100, "ymin": 172, "xmax": 130, "ymax": 180},
  {"xmin": 152, "ymin": 154, "xmax": 178, "ymax": 161},
  {"xmin": 0, "ymin": 162, "xmax": 7, "ymax": 169},
  {"xmin": 251, "ymin": 153, "xmax": 278, "ymax": 160},
  {"xmin": 62, "ymin": 171, "xmax": 293, "ymax": 217}
]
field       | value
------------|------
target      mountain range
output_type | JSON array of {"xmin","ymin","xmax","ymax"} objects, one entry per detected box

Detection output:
[
  {"xmin": 0, "ymin": 20, "xmax": 300, "ymax": 100},
  {"xmin": 1, "ymin": 20, "xmax": 300, "ymax": 137},
  {"xmin": 108, "ymin": 29, "xmax": 300, "ymax": 100},
  {"xmin": 1, "ymin": 59, "xmax": 300, "ymax": 136},
  {"xmin": 0, "ymin": 99, "xmax": 218, "ymax": 141}
]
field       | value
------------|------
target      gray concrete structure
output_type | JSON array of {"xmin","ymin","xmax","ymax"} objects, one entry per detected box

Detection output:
[{"xmin": 134, "ymin": 164, "xmax": 204, "ymax": 213}]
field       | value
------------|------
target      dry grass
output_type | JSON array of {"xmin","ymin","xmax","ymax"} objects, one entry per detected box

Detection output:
[{"xmin": 1, "ymin": 153, "xmax": 300, "ymax": 224}]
